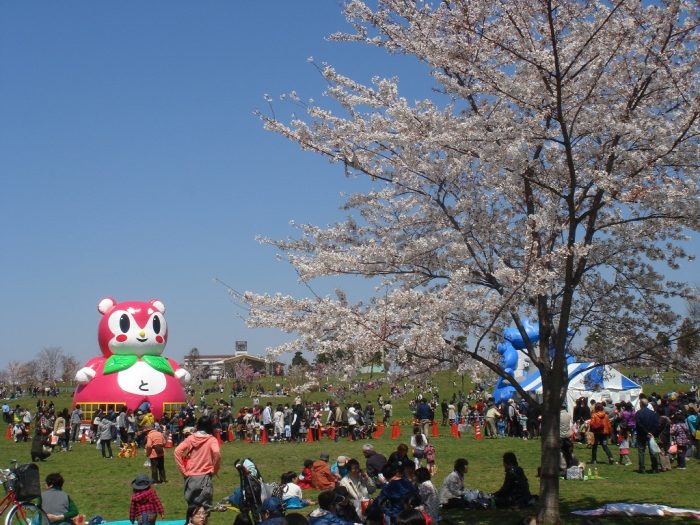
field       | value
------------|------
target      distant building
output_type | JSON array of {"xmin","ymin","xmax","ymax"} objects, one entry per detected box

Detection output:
[
  {"xmin": 221, "ymin": 349, "xmax": 285, "ymax": 378},
  {"xmin": 183, "ymin": 354, "xmax": 232, "ymax": 380},
  {"xmin": 183, "ymin": 342, "xmax": 284, "ymax": 379}
]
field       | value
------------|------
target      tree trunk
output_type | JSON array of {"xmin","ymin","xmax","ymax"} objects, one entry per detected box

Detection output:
[{"xmin": 537, "ymin": 373, "xmax": 562, "ymax": 524}]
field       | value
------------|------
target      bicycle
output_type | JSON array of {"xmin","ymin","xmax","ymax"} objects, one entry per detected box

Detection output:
[{"xmin": 0, "ymin": 460, "xmax": 49, "ymax": 525}]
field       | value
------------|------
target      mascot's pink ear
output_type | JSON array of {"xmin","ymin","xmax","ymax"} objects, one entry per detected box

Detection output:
[
  {"xmin": 150, "ymin": 299, "xmax": 165, "ymax": 313},
  {"xmin": 97, "ymin": 297, "xmax": 116, "ymax": 315}
]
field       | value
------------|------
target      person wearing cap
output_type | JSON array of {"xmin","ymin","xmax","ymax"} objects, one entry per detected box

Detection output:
[
  {"xmin": 144, "ymin": 424, "xmax": 167, "ymax": 484},
  {"xmin": 330, "ymin": 456, "xmax": 350, "ymax": 480},
  {"xmin": 129, "ymin": 474, "xmax": 164, "ymax": 525},
  {"xmin": 174, "ymin": 416, "xmax": 221, "ymax": 521},
  {"xmin": 39, "ymin": 473, "xmax": 79, "ymax": 525},
  {"xmin": 260, "ymin": 497, "xmax": 285, "ymax": 525},
  {"xmin": 311, "ymin": 453, "xmax": 336, "ymax": 490}
]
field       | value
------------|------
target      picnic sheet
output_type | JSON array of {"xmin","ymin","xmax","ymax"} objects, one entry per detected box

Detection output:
[{"xmin": 572, "ymin": 503, "xmax": 700, "ymax": 519}]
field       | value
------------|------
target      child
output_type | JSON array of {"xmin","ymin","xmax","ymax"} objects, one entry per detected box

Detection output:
[
  {"xmin": 415, "ymin": 467, "xmax": 439, "ymax": 523},
  {"xmin": 297, "ymin": 459, "xmax": 313, "ymax": 489},
  {"xmin": 618, "ymin": 435, "xmax": 631, "ymax": 466},
  {"xmin": 497, "ymin": 418, "xmax": 506, "ymax": 438},
  {"xmin": 129, "ymin": 474, "xmax": 164, "ymax": 525}
]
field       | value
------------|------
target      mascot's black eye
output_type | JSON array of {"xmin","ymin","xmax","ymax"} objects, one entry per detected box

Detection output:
[
  {"xmin": 153, "ymin": 315, "xmax": 161, "ymax": 334},
  {"xmin": 119, "ymin": 314, "xmax": 130, "ymax": 333}
]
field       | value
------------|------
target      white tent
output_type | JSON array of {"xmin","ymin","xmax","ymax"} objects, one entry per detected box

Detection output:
[{"xmin": 516, "ymin": 362, "xmax": 642, "ymax": 413}]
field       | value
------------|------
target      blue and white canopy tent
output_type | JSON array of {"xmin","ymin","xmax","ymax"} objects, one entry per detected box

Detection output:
[
  {"xmin": 496, "ymin": 362, "xmax": 642, "ymax": 414},
  {"xmin": 491, "ymin": 322, "xmax": 642, "ymax": 412}
]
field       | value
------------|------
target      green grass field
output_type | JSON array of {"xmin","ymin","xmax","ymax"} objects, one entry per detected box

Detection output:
[{"xmin": 0, "ymin": 370, "xmax": 696, "ymax": 525}]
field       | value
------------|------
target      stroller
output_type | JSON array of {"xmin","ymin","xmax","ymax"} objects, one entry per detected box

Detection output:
[{"xmin": 233, "ymin": 458, "xmax": 265, "ymax": 523}]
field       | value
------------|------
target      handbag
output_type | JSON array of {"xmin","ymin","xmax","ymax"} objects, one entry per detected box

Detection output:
[
  {"xmin": 668, "ymin": 443, "xmax": 678, "ymax": 455},
  {"xmin": 648, "ymin": 436, "xmax": 660, "ymax": 454}
]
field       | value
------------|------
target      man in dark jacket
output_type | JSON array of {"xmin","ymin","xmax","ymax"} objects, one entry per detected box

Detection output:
[
  {"xmin": 362, "ymin": 444, "xmax": 387, "ymax": 483},
  {"xmin": 493, "ymin": 452, "xmax": 534, "ymax": 508},
  {"xmin": 415, "ymin": 399, "xmax": 432, "ymax": 437},
  {"xmin": 635, "ymin": 398, "xmax": 660, "ymax": 473}
]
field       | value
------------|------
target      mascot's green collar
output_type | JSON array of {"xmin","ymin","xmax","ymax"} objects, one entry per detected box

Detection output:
[{"xmin": 103, "ymin": 354, "xmax": 174, "ymax": 375}]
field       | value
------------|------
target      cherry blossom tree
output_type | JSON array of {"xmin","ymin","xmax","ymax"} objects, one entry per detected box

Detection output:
[{"xmin": 243, "ymin": 1, "xmax": 698, "ymax": 522}]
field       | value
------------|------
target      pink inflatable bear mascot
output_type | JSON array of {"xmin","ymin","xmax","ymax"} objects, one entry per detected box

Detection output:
[{"xmin": 73, "ymin": 297, "xmax": 191, "ymax": 419}]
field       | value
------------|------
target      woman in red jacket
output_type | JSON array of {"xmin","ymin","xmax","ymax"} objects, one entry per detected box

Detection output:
[{"xmin": 589, "ymin": 403, "xmax": 615, "ymax": 465}]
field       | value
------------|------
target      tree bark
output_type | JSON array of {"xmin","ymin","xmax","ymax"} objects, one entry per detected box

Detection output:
[{"xmin": 537, "ymin": 371, "xmax": 563, "ymax": 524}]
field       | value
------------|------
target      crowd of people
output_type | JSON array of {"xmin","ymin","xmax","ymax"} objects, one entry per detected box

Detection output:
[
  {"xmin": 3, "ymin": 380, "xmax": 699, "ymax": 525},
  {"xmin": 559, "ymin": 391, "xmax": 699, "ymax": 474}
]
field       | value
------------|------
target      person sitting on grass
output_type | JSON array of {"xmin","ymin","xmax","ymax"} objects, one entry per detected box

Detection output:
[
  {"xmin": 40, "ymin": 473, "xmax": 79, "ymax": 525},
  {"xmin": 493, "ymin": 452, "xmax": 535, "ymax": 508},
  {"xmin": 260, "ymin": 497, "xmax": 285, "ymax": 525},
  {"xmin": 186, "ymin": 506, "xmax": 209, "ymax": 525},
  {"xmin": 309, "ymin": 489, "xmax": 354, "ymax": 525},
  {"xmin": 439, "ymin": 458, "xmax": 469, "ymax": 509}
]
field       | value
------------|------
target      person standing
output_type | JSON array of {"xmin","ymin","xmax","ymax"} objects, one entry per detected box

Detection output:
[
  {"xmin": 70, "ymin": 405, "xmax": 83, "ymax": 443},
  {"xmin": 589, "ymin": 403, "xmax": 615, "ymax": 464},
  {"xmin": 670, "ymin": 411, "xmax": 691, "ymax": 470},
  {"xmin": 262, "ymin": 403, "xmax": 273, "ymax": 441},
  {"xmin": 129, "ymin": 474, "xmax": 165, "ymax": 525},
  {"xmin": 145, "ymin": 424, "xmax": 167, "ymax": 484},
  {"xmin": 635, "ymin": 398, "xmax": 660, "ymax": 474},
  {"xmin": 53, "ymin": 409, "xmax": 68, "ymax": 452},
  {"xmin": 687, "ymin": 404, "xmax": 699, "ymax": 459},
  {"xmin": 98, "ymin": 413, "xmax": 117, "ymax": 459},
  {"xmin": 559, "ymin": 406, "xmax": 574, "ymax": 468},
  {"xmin": 174, "ymin": 416, "xmax": 221, "ymax": 522}
]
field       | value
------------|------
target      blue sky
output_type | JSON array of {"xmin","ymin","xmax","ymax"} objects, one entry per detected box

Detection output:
[{"xmin": 1, "ymin": 2, "xmax": 697, "ymax": 369}]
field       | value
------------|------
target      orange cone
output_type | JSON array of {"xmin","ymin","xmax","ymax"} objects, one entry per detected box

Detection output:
[
  {"xmin": 165, "ymin": 433, "xmax": 173, "ymax": 448},
  {"xmin": 377, "ymin": 423, "xmax": 384, "ymax": 435},
  {"xmin": 431, "ymin": 420, "xmax": 439, "ymax": 438},
  {"xmin": 307, "ymin": 428, "xmax": 314, "ymax": 443},
  {"xmin": 474, "ymin": 421, "xmax": 483, "ymax": 440},
  {"xmin": 215, "ymin": 430, "xmax": 223, "ymax": 445},
  {"xmin": 330, "ymin": 427, "xmax": 336, "ymax": 441},
  {"xmin": 391, "ymin": 421, "xmax": 401, "ymax": 440},
  {"xmin": 5, "ymin": 425, "xmax": 11, "ymax": 440},
  {"xmin": 261, "ymin": 429, "xmax": 268, "ymax": 445},
  {"xmin": 228, "ymin": 428, "xmax": 234, "ymax": 442},
  {"xmin": 80, "ymin": 429, "xmax": 87, "ymax": 443},
  {"xmin": 451, "ymin": 422, "xmax": 460, "ymax": 438}
]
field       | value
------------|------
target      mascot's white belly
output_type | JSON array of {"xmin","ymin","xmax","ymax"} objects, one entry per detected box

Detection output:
[{"xmin": 117, "ymin": 361, "xmax": 167, "ymax": 395}]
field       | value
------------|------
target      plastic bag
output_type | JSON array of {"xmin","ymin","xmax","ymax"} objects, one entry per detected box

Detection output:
[
  {"xmin": 648, "ymin": 436, "xmax": 660, "ymax": 454},
  {"xmin": 144, "ymin": 459, "xmax": 151, "ymax": 468}
]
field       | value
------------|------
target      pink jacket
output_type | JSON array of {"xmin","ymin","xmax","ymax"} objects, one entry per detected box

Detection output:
[{"xmin": 174, "ymin": 432, "xmax": 221, "ymax": 477}]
